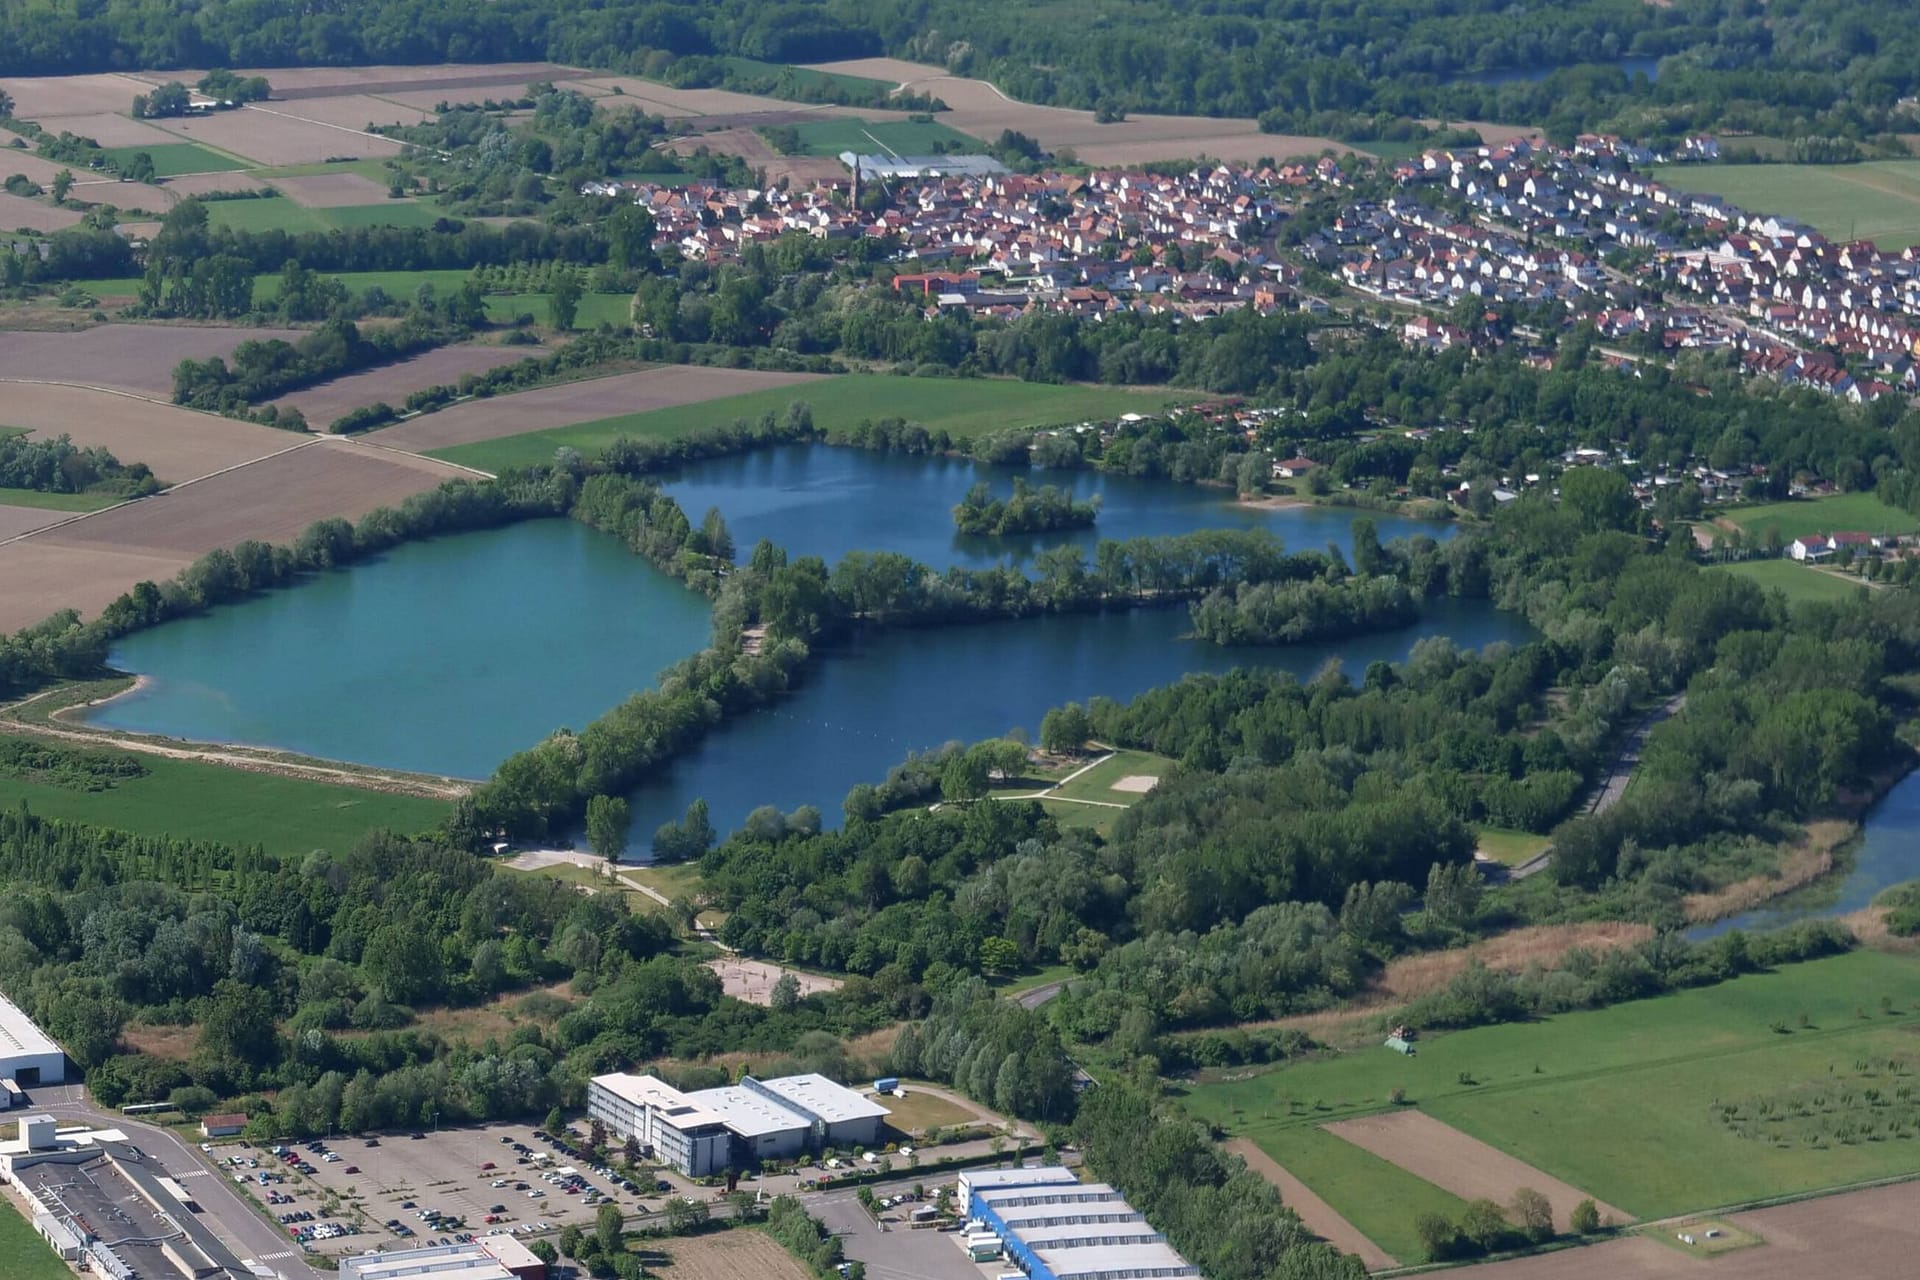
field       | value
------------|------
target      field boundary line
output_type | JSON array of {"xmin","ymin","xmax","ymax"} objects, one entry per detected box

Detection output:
[
  {"xmin": 240, "ymin": 102, "xmax": 393, "ymax": 146},
  {"xmin": 338, "ymin": 432, "xmax": 496, "ymax": 480},
  {"xmin": 0, "ymin": 437, "xmax": 320, "ymax": 548},
  {"xmin": 0, "ymin": 376, "xmax": 187, "ymax": 410}
]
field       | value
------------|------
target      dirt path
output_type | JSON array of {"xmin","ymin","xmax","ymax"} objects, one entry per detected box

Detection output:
[
  {"xmin": 1225, "ymin": 1138, "xmax": 1397, "ymax": 1270},
  {"xmin": 1324, "ymin": 1111, "xmax": 1627, "ymax": 1229}
]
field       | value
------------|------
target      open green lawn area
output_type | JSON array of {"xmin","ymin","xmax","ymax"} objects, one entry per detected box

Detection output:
[
  {"xmin": 205, "ymin": 196, "xmax": 445, "ymax": 234},
  {"xmin": 0, "ymin": 1198, "xmax": 73, "ymax": 1280},
  {"xmin": 1710, "ymin": 559, "xmax": 1867, "ymax": 605},
  {"xmin": 1719, "ymin": 492, "xmax": 1920, "ymax": 542},
  {"xmin": 621, "ymin": 860, "xmax": 706, "ymax": 907},
  {"xmin": 1182, "ymin": 950, "xmax": 1920, "ymax": 1221},
  {"xmin": 1650, "ymin": 160, "xmax": 1920, "ymax": 249},
  {"xmin": 255, "ymin": 159, "xmax": 394, "ymax": 182},
  {"xmin": 0, "ymin": 740, "xmax": 446, "ymax": 854},
  {"xmin": 432, "ymin": 374, "xmax": 1192, "ymax": 472},
  {"xmin": 482, "ymin": 291, "xmax": 631, "ymax": 329},
  {"xmin": 0, "ymin": 487, "xmax": 118, "ymax": 512},
  {"xmin": 882, "ymin": 1088, "xmax": 978, "ymax": 1135},
  {"xmin": 1474, "ymin": 826, "xmax": 1552, "ymax": 865},
  {"xmin": 102, "ymin": 141, "xmax": 248, "ymax": 176},
  {"xmin": 1253, "ymin": 1126, "xmax": 1469, "ymax": 1263},
  {"xmin": 786, "ymin": 116, "xmax": 985, "ymax": 158},
  {"xmin": 1048, "ymin": 748, "xmax": 1172, "ymax": 806},
  {"xmin": 719, "ymin": 57, "xmax": 902, "ymax": 99}
]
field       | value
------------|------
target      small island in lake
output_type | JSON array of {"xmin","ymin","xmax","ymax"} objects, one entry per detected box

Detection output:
[{"xmin": 953, "ymin": 478, "xmax": 1101, "ymax": 535}]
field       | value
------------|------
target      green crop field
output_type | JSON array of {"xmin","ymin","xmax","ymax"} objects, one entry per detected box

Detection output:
[
  {"xmin": 432, "ymin": 374, "xmax": 1192, "ymax": 473},
  {"xmin": 1651, "ymin": 160, "xmax": 1920, "ymax": 249},
  {"xmin": 0, "ymin": 1199, "xmax": 71, "ymax": 1280},
  {"xmin": 1254, "ymin": 1126, "xmax": 1470, "ymax": 1263},
  {"xmin": 717, "ymin": 57, "xmax": 902, "ymax": 99},
  {"xmin": 205, "ymin": 196, "xmax": 446, "ymax": 234},
  {"xmin": 1183, "ymin": 950, "xmax": 1920, "ymax": 1221},
  {"xmin": 0, "ymin": 487, "xmax": 118, "ymax": 512},
  {"xmin": 0, "ymin": 739, "xmax": 446, "ymax": 854},
  {"xmin": 482, "ymin": 291, "xmax": 631, "ymax": 329},
  {"xmin": 102, "ymin": 141, "xmax": 248, "ymax": 176},
  {"xmin": 1720, "ymin": 492, "xmax": 1920, "ymax": 542},
  {"xmin": 320, "ymin": 200, "xmax": 447, "ymax": 229},
  {"xmin": 787, "ymin": 116, "xmax": 985, "ymax": 158},
  {"xmin": 1710, "ymin": 559, "xmax": 1867, "ymax": 605}
]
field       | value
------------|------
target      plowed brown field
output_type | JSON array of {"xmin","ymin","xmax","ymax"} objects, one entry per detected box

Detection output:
[
  {"xmin": 377, "ymin": 365, "xmax": 827, "ymax": 452},
  {"xmin": 653, "ymin": 1231, "xmax": 810, "ymax": 1280},
  {"xmin": 0, "ymin": 383, "xmax": 293, "ymax": 480},
  {"xmin": 1324, "ymin": 1111, "xmax": 1627, "ymax": 1229},
  {"xmin": 0, "ymin": 324, "xmax": 305, "ymax": 398},
  {"xmin": 272, "ymin": 342, "xmax": 546, "ymax": 427}
]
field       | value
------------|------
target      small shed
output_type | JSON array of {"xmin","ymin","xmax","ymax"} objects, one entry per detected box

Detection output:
[
  {"xmin": 1384, "ymin": 1035, "xmax": 1416, "ymax": 1057},
  {"xmin": 201, "ymin": 1113, "xmax": 248, "ymax": 1138}
]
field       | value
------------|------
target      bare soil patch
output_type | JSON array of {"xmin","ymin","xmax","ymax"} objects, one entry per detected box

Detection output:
[
  {"xmin": 53, "ymin": 112, "xmax": 182, "ymax": 148},
  {"xmin": 232, "ymin": 63, "xmax": 584, "ymax": 98},
  {"xmin": 0, "ymin": 192, "xmax": 82, "ymax": 232},
  {"xmin": 667, "ymin": 127, "xmax": 849, "ymax": 186},
  {"xmin": 1110, "ymin": 774, "xmax": 1159, "ymax": 793},
  {"xmin": 0, "ymin": 324, "xmax": 305, "ymax": 398},
  {"xmin": 121, "ymin": 1022, "xmax": 198, "ymax": 1062},
  {"xmin": 807, "ymin": 57, "xmax": 1346, "ymax": 164},
  {"xmin": 0, "ymin": 150, "xmax": 74, "ymax": 188},
  {"xmin": 272, "ymin": 341, "xmax": 545, "ymax": 427},
  {"xmin": 1, "ymin": 73, "xmax": 151, "ymax": 120},
  {"xmin": 0, "ymin": 381, "xmax": 292, "ymax": 478},
  {"xmin": 0, "ymin": 504, "xmax": 72, "ymax": 539},
  {"xmin": 1226, "ymin": 1137, "xmax": 1397, "ymax": 1269},
  {"xmin": 152, "ymin": 107, "xmax": 402, "ymax": 165},
  {"xmin": 0, "ymin": 439, "xmax": 466, "ymax": 627},
  {"xmin": 654, "ymin": 1228, "xmax": 812, "ymax": 1280},
  {"xmin": 66, "ymin": 174, "xmax": 177, "ymax": 213},
  {"xmin": 378, "ymin": 364, "xmax": 827, "ymax": 451},
  {"xmin": 705, "ymin": 957, "xmax": 844, "ymax": 1006},
  {"xmin": 265, "ymin": 93, "xmax": 433, "ymax": 131},
  {"xmin": 1467, "ymin": 1178, "xmax": 1920, "ymax": 1278},
  {"xmin": 1379, "ymin": 922, "xmax": 1655, "ymax": 1002},
  {"xmin": 557, "ymin": 77, "xmax": 870, "ymax": 124},
  {"xmin": 1324, "ymin": 1111, "xmax": 1628, "ymax": 1228},
  {"xmin": 271, "ymin": 171, "xmax": 396, "ymax": 208}
]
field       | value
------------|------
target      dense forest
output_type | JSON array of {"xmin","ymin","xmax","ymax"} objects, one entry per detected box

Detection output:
[{"xmin": 0, "ymin": 0, "xmax": 1913, "ymax": 142}]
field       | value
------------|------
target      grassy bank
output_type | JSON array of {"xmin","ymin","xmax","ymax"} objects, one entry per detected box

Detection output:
[
  {"xmin": 430, "ymin": 374, "xmax": 1194, "ymax": 473},
  {"xmin": 0, "ymin": 1197, "xmax": 71, "ymax": 1280}
]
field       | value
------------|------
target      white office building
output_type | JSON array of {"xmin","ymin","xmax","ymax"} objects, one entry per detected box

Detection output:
[{"xmin": 588, "ymin": 1071, "xmax": 889, "ymax": 1174}]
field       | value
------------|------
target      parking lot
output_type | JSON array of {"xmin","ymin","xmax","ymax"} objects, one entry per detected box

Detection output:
[{"xmin": 205, "ymin": 1121, "xmax": 686, "ymax": 1258}]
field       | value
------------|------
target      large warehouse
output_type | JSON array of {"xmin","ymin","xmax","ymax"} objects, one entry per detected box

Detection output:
[
  {"xmin": 0, "ymin": 991, "xmax": 65, "ymax": 1088},
  {"xmin": 587, "ymin": 1071, "xmax": 889, "ymax": 1175},
  {"xmin": 960, "ymin": 1167, "xmax": 1197, "ymax": 1280}
]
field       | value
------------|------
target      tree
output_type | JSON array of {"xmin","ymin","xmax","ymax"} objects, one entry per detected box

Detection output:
[
  {"xmin": 51, "ymin": 169, "xmax": 72, "ymax": 205},
  {"xmin": 529, "ymin": 1240, "xmax": 558, "ymax": 1264},
  {"xmin": 586, "ymin": 793, "xmax": 631, "ymax": 864},
  {"xmin": 663, "ymin": 1196, "xmax": 708, "ymax": 1233},
  {"xmin": 550, "ymin": 269, "xmax": 583, "ymax": 330},
  {"xmin": 1414, "ymin": 1212, "xmax": 1460, "ymax": 1262},
  {"xmin": 558, "ymin": 1223, "xmax": 585, "ymax": 1257},
  {"xmin": 595, "ymin": 1202, "xmax": 624, "ymax": 1255},
  {"xmin": 1560, "ymin": 466, "xmax": 1635, "ymax": 533},
  {"xmin": 1510, "ymin": 1187, "xmax": 1554, "ymax": 1243},
  {"xmin": 978, "ymin": 936, "xmax": 1020, "ymax": 975},
  {"xmin": 0, "ymin": 88, "xmax": 13, "ymax": 119},
  {"xmin": 1569, "ymin": 1199, "xmax": 1601, "ymax": 1235},
  {"xmin": 1459, "ymin": 1198, "xmax": 1511, "ymax": 1254},
  {"xmin": 770, "ymin": 972, "xmax": 802, "ymax": 1011},
  {"xmin": 1039, "ymin": 702, "xmax": 1092, "ymax": 755},
  {"xmin": 121, "ymin": 152, "xmax": 156, "ymax": 184}
]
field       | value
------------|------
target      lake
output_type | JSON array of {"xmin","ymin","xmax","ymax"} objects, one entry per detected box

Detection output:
[
  {"xmin": 1690, "ymin": 771, "xmax": 1920, "ymax": 940},
  {"xmin": 86, "ymin": 520, "xmax": 714, "ymax": 780},
  {"xmin": 659, "ymin": 445, "xmax": 1454, "ymax": 570},
  {"xmin": 614, "ymin": 597, "xmax": 1533, "ymax": 854},
  {"xmin": 84, "ymin": 447, "xmax": 1527, "ymax": 848}
]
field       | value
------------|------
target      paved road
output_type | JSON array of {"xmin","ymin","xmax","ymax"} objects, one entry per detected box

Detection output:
[
  {"xmin": 1016, "ymin": 980, "xmax": 1069, "ymax": 1008},
  {"xmin": 1507, "ymin": 693, "xmax": 1687, "ymax": 881},
  {"xmin": 33, "ymin": 1084, "xmax": 325, "ymax": 1280}
]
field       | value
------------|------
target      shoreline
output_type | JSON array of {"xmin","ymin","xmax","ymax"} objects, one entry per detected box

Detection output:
[{"xmin": 50, "ymin": 671, "xmax": 150, "ymax": 723}]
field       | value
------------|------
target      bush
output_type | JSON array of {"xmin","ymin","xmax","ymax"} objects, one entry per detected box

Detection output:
[{"xmin": 1570, "ymin": 1198, "xmax": 1601, "ymax": 1235}]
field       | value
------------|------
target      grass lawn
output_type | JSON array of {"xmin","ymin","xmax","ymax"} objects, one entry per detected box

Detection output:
[
  {"xmin": 718, "ymin": 57, "xmax": 903, "ymax": 100},
  {"xmin": 432, "ymin": 374, "xmax": 1192, "ymax": 473},
  {"xmin": 1475, "ymin": 826, "xmax": 1552, "ymax": 866},
  {"xmin": 0, "ymin": 487, "xmax": 118, "ymax": 512},
  {"xmin": 206, "ymin": 196, "xmax": 445, "ymax": 234},
  {"xmin": 1650, "ymin": 160, "xmax": 1920, "ymax": 249},
  {"xmin": 1047, "ymin": 748, "xmax": 1172, "ymax": 806},
  {"xmin": 787, "ymin": 116, "xmax": 985, "ymax": 158},
  {"xmin": 256, "ymin": 159, "xmax": 395, "ymax": 182},
  {"xmin": 1720, "ymin": 492, "xmax": 1920, "ymax": 542},
  {"xmin": 882, "ymin": 1088, "xmax": 978, "ymax": 1135},
  {"xmin": 622, "ymin": 861, "xmax": 706, "ymax": 904},
  {"xmin": 320, "ymin": 200, "xmax": 446, "ymax": 230},
  {"xmin": 1254, "ymin": 1126, "xmax": 1470, "ymax": 1263},
  {"xmin": 482, "ymin": 291, "xmax": 631, "ymax": 329},
  {"xmin": 0, "ymin": 1197, "xmax": 72, "ymax": 1280},
  {"xmin": 0, "ymin": 740, "xmax": 446, "ymax": 854},
  {"xmin": 102, "ymin": 141, "xmax": 248, "ymax": 176},
  {"xmin": 1710, "ymin": 559, "xmax": 1867, "ymax": 605},
  {"xmin": 1182, "ymin": 950, "xmax": 1920, "ymax": 1220}
]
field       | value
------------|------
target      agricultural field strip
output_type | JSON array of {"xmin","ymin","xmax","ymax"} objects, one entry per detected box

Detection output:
[
  {"xmin": 1223, "ymin": 1138, "xmax": 1397, "ymax": 1270},
  {"xmin": 1235, "ymin": 1009, "xmax": 1920, "ymax": 1139},
  {"xmin": 1323, "ymin": 1110, "xmax": 1628, "ymax": 1224}
]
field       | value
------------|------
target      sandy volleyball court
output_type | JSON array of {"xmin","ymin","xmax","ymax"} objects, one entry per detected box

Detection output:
[
  {"xmin": 705, "ymin": 957, "xmax": 843, "ymax": 1006},
  {"xmin": 1324, "ymin": 1111, "xmax": 1627, "ymax": 1229}
]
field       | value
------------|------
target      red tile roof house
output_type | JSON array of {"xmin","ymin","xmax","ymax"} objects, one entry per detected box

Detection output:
[{"xmin": 201, "ymin": 1112, "xmax": 248, "ymax": 1138}]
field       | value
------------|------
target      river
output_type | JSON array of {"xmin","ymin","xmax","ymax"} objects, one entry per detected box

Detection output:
[
  {"xmin": 84, "ymin": 446, "xmax": 1530, "ymax": 849},
  {"xmin": 1689, "ymin": 772, "xmax": 1920, "ymax": 940}
]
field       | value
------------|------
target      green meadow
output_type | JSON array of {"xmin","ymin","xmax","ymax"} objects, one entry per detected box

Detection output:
[
  {"xmin": 431, "ymin": 374, "xmax": 1191, "ymax": 473},
  {"xmin": 1710, "ymin": 558, "xmax": 1867, "ymax": 605},
  {"xmin": 1720, "ymin": 492, "xmax": 1920, "ymax": 542}
]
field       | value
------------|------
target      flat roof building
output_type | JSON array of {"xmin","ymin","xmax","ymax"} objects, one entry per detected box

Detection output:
[
  {"xmin": 341, "ymin": 1237, "xmax": 547, "ymax": 1280},
  {"xmin": 588, "ymin": 1071, "xmax": 890, "ymax": 1173},
  {"xmin": 959, "ymin": 1165, "xmax": 1081, "ymax": 1214},
  {"xmin": 0, "ymin": 990, "xmax": 64, "ymax": 1087},
  {"xmin": 965, "ymin": 1171, "xmax": 1197, "ymax": 1280}
]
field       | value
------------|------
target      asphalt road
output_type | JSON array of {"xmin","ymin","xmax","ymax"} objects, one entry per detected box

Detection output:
[
  {"xmin": 33, "ymin": 1083, "xmax": 326, "ymax": 1280},
  {"xmin": 1508, "ymin": 693, "xmax": 1688, "ymax": 880}
]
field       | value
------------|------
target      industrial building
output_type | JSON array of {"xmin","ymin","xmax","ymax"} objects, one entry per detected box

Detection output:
[
  {"xmin": 959, "ymin": 1167, "xmax": 1197, "ymax": 1280},
  {"xmin": 837, "ymin": 151, "xmax": 1010, "ymax": 180},
  {"xmin": 587, "ymin": 1071, "xmax": 890, "ymax": 1175},
  {"xmin": 340, "ymin": 1237, "xmax": 547, "ymax": 1280},
  {"xmin": 0, "ymin": 989, "xmax": 65, "ymax": 1088}
]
